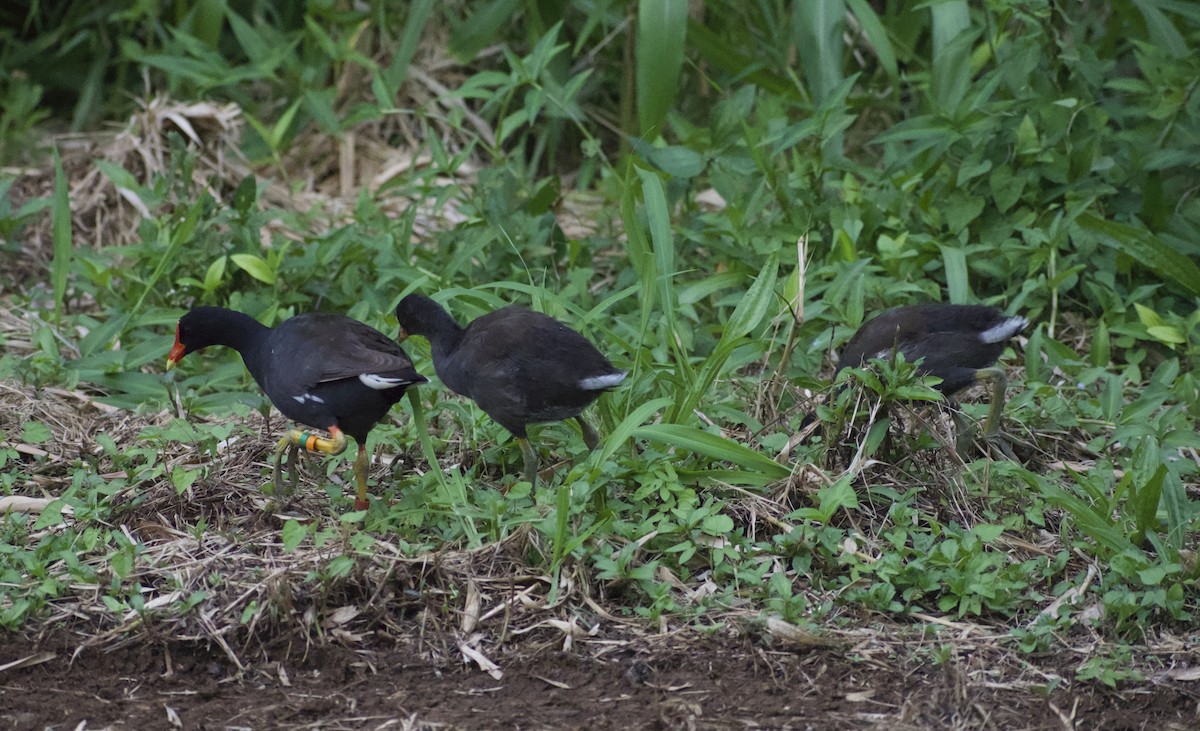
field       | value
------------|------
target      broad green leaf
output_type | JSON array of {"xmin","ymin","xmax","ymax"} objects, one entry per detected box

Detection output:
[
  {"xmin": 939, "ymin": 244, "xmax": 969, "ymax": 303},
  {"xmin": 1133, "ymin": 303, "xmax": 1162, "ymax": 328},
  {"xmin": 1132, "ymin": 465, "xmax": 1168, "ymax": 545},
  {"xmin": 1147, "ymin": 325, "xmax": 1186, "ymax": 345},
  {"xmin": 231, "ymin": 254, "xmax": 276, "ymax": 285},
  {"xmin": 21, "ymin": 421, "xmax": 51, "ymax": 444}
]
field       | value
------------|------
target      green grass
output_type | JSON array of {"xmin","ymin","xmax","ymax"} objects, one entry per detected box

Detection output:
[{"xmin": 1, "ymin": 0, "xmax": 1198, "ymax": 687}]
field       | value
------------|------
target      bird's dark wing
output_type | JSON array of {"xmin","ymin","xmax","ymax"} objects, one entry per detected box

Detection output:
[{"xmin": 274, "ymin": 314, "xmax": 420, "ymax": 389}]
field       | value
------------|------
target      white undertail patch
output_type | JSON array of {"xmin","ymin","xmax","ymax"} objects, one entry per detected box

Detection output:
[
  {"xmin": 359, "ymin": 373, "xmax": 406, "ymax": 390},
  {"xmin": 293, "ymin": 393, "xmax": 326, "ymax": 404},
  {"xmin": 978, "ymin": 316, "xmax": 1028, "ymax": 344},
  {"xmin": 579, "ymin": 371, "xmax": 627, "ymax": 390}
]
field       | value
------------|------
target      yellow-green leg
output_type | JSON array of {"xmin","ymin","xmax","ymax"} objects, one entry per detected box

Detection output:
[
  {"xmin": 518, "ymin": 437, "xmax": 539, "ymax": 487},
  {"xmin": 954, "ymin": 368, "xmax": 1011, "ymax": 454},
  {"xmin": 352, "ymin": 443, "xmax": 370, "ymax": 511},
  {"xmin": 576, "ymin": 416, "xmax": 600, "ymax": 451},
  {"xmin": 976, "ymin": 367, "xmax": 1008, "ymax": 439},
  {"xmin": 272, "ymin": 425, "xmax": 347, "ymax": 497}
]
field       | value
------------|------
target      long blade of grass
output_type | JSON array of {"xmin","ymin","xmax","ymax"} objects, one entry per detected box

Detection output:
[
  {"xmin": 636, "ymin": 168, "xmax": 692, "ymax": 386},
  {"xmin": 406, "ymin": 390, "xmax": 478, "ymax": 543},
  {"xmin": 636, "ymin": 0, "xmax": 688, "ymax": 138},
  {"xmin": 845, "ymin": 0, "xmax": 897, "ymax": 78},
  {"xmin": 383, "ymin": 0, "xmax": 437, "ymax": 98},
  {"xmin": 671, "ymin": 252, "xmax": 779, "ymax": 422},
  {"xmin": 595, "ymin": 396, "xmax": 674, "ymax": 466},
  {"xmin": 632, "ymin": 424, "xmax": 791, "ymax": 481}
]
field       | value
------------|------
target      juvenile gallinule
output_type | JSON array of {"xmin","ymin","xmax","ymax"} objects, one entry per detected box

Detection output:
[
  {"xmin": 836, "ymin": 304, "xmax": 1027, "ymax": 438},
  {"xmin": 393, "ymin": 294, "xmax": 626, "ymax": 486},
  {"xmin": 166, "ymin": 307, "xmax": 427, "ymax": 510}
]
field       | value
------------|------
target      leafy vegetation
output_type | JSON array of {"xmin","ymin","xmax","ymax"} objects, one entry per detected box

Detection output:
[{"xmin": 2, "ymin": 0, "xmax": 1198, "ymax": 691}]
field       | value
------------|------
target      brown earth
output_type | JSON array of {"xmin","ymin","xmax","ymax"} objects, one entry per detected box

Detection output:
[{"xmin": 3, "ymin": 627, "xmax": 1197, "ymax": 730}]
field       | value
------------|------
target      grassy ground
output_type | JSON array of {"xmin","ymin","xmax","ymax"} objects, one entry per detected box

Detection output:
[{"xmin": 3, "ymin": 2, "xmax": 1200, "ymax": 727}]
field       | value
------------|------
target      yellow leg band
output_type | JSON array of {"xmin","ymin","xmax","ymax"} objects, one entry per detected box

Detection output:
[{"xmin": 285, "ymin": 427, "xmax": 347, "ymax": 456}]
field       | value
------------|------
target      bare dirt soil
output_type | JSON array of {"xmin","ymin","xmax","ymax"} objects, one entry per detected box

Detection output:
[{"xmin": 3, "ymin": 626, "xmax": 1197, "ymax": 730}]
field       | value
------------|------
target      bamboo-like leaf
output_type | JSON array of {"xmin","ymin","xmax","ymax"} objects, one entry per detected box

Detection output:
[
  {"xmin": 636, "ymin": 0, "xmax": 688, "ymax": 138},
  {"xmin": 795, "ymin": 0, "xmax": 846, "ymax": 103},
  {"xmin": 383, "ymin": 0, "xmax": 437, "ymax": 99},
  {"xmin": 930, "ymin": 1, "xmax": 972, "ymax": 113},
  {"xmin": 1132, "ymin": 0, "xmax": 1188, "ymax": 58},
  {"xmin": 1042, "ymin": 486, "xmax": 1131, "ymax": 555},
  {"xmin": 633, "ymin": 424, "xmax": 792, "ymax": 480},
  {"xmin": 621, "ymin": 174, "xmax": 659, "ymax": 348},
  {"xmin": 1075, "ymin": 213, "xmax": 1200, "ymax": 295},
  {"xmin": 636, "ymin": 168, "xmax": 679, "ymax": 344},
  {"xmin": 686, "ymin": 20, "xmax": 797, "ymax": 98},
  {"xmin": 450, "ymin": 0, "xmax": 522, "ymax": 61},
  {"xmin": 845, "ymin": 0, "xmax": 897, "ymax": 78},
  {"xmin": 1132, "ymin": 464, "xmax": 1167, "ymax": 545},
  {"xmin": 596, "ymin": 396, "xmax": 675, "ymax": 465},
  {"xmin": 939, "ymin": 244, "xmax": 969, "ymax": 303}
]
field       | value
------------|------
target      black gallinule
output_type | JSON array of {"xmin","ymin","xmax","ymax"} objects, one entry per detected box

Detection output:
[
  {"xmin": 837, "ymin": 304, "xmax": 1027, "ymax": 438},
  {"xmin": 393, "ymin": 294, "xmax": 626, "ymax": 485},
  {"xmin": 166, "ymin": 307, "xmax": 427, "ymax": 510}
]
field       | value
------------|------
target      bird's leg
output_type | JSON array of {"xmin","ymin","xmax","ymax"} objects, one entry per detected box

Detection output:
[
  {"xmin": 273, "ymin": 438, "xmax": 300, "ymax": 497},
  {"xmin": 352, "ymin": 443, "xmax": 370, "ymax": 511},
  {"xmin": 518, "ymin": 437, "xmax": 539, "ymax": 487},
  {"xmin": 576, "ymin": 416, "xmax": 601, "ymax": 451},
  {"xmin": 273, "ymin": 426, "xmax": 347, "ymax": 496},
  {"xmin": 954, "ymin": 368, "xmax": 1014, "ymax": 457},
  {"xmin": 975, "ymin": 367, "xmax": 1008, "ymax": 439}
]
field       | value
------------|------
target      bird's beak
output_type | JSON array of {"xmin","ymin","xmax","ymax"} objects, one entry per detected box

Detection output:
[
  {"xmin": 166, "ymin": 323, "xmax": 185, "ymax": 370},
  {"xmin": 396, "ymin": 326, "xmax": 410, "ymax": 343},
  {"xmin": 166, "ymin": 341, "xmax": 185, "ymax": 370}
]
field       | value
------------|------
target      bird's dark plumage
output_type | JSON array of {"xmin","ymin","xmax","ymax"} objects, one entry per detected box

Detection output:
[
  {"xmin": 394, "ymin": 294, "xmax": 625, "ymax": 484},
  {"xmin": 167, "ymin": 306, "xmax": 426, "ymax": 508},
  {"xmin": 829, "ymin": 303, "xmax": 1027, "ymax": 442},
  {"xmin": 837, "ymin": 304, "xmax": 1026, "ymax": 394}
]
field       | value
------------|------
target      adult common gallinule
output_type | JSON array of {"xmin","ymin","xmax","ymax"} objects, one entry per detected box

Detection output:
[
  {"xmin": 166, "ymin": 307, "xmax": 427, "ymax": 510},
  {"xmin": 837, "ymin": 304, "xmax": 1027, "ymax": 438},
  {"xmin": 393, "ymin": 294, "xmax": 626, "ymax": 486}
]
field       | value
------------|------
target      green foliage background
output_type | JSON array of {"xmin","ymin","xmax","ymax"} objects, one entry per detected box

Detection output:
[{"xmin": 2, "ymin": 0, "xmax": 1199, "ymax": 685}]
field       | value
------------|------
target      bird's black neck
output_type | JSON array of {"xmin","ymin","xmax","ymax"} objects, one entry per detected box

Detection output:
[
  {"xmin": 214, "ymin": 310, "xmax": 272, "ymax": 379},
  {"xmin": 422, "ymin": 309, "xmax": 467, "ymax": 361}
]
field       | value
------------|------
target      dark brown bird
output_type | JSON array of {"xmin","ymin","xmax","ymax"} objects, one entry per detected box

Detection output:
[
  {"xmin": 394, "ymin": 294, "xmax": 626, "ymax": 485},
  {"xmin": 837, "ymin": 304, "xmax": 1027, "ymax": 437},
  {"xmin": 166, "ymin": 307, "xmax": 426, "ymax": 510}
]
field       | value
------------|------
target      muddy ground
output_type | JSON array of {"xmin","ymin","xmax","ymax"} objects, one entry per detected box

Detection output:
[{"xmin": 3, "ymin": 626, "xmax": 1197, "ymax": 730}]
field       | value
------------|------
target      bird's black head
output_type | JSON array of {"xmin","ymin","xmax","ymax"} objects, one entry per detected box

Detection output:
[
  {"xmin": 394, "ymin": 293, "xmax": 457, "ymax": 341},
  {"xmin": 166, "ymin": 306, "xmax": 246, "ymax": 369}
]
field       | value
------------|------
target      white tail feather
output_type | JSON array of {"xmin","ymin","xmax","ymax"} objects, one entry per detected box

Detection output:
[
  {"xmin": 979, "ymin": 316, "xmax": 1028, "ymax": 344},
  {"xmin": 359, "ymin": 373, "xmax": 406, "ymax": 390},
  {"xmin": 579, "ymin": 371, "xmax": 627, "ymax": 390}
]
